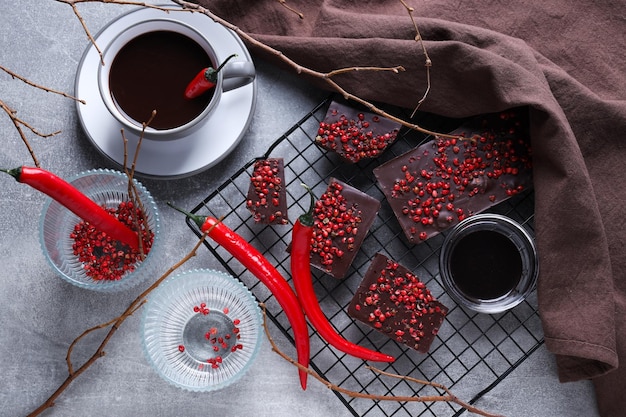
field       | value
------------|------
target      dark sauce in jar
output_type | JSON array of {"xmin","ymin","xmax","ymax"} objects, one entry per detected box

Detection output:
[
  {"xmin": 109, "ymin": 30, "xmax": 213, "ymax": 130},
  {"xmin": 449, "ymin": 230, "xmax": 522, "ymax": 300}
]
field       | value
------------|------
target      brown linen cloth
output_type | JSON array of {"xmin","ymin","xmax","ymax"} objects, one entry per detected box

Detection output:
[{"xmin": 194, "ymin": 0, "xmax": 626, "ymax": 414}]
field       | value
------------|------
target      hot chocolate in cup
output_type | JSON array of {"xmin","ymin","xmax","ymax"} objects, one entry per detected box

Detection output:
[{"xmin": 98, "ymin": 19, "xmax": 255, "ymax": 140}]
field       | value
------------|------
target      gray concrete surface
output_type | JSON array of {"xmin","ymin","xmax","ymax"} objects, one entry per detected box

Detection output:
[{"xmin": 0, "ymin": 1, "xmax": 600, "ymax": 416}]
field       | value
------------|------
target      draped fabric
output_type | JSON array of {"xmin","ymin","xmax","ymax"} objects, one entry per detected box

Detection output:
[{"xmin": 194, "ymin": 1, "xmax": 626, "ymax": 414}]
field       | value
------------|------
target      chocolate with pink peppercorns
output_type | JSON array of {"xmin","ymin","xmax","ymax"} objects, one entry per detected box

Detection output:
[
  {"xmin": 310, "ymin": 178, "xmax": 380, "ymax": 279},
  {"xmin": 348, "ymin": 253, "xmax": 448, "ymax": 353},
  {"xmin": 246, "ymin": 158, "xmax": 289, "ymax": 225},
  {"xmin": 374, "ymin": 107, "xmax": 533, "ymax": 243},
  {"xmin": 315, "ymin": 100, "xmax": 401, "ymax": 163}
]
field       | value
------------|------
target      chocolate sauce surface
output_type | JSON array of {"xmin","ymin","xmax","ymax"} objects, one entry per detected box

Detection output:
[
  {"xmin": 109, "ymin": 30, "xmax": 213, "ymax": 130},
  {"xmin": 449, "ymin": 229, "xmax": 522, "ymax": 300}
]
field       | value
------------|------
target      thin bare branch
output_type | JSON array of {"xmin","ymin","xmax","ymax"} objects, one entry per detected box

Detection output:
[
  {"xmin": 27, "ymin": 233, "xmax": 208, "ymax": 417},
  {"xmin": 53, "ymin": 0, "xmax": 188, "ymax": 64},
  {"xmin": 277, "ymin": 0, "xmax": 304, "ymax": 19},
  {"xmin": 0, "ymin": 99, "xmax": 60, "ymax": 167},
  {"xmin": 169, "ymin": 0, "xmax": 459, "ymax": 139},
  {"xmin": 0, "ymin": 64, "xmax": 86, "ymax": 104},
  {"xmin": 259, "ymin": 304, "xmax": 505, "ymax": 417},
  {"xmin": 66, "ymin": 300, "xmax": 145, "ymax": 375},
  {"xmin": 326, "ymin": 65, "xmax": 405, "ymax": 77},
  {"xmin": 399, "ymin": 0, "xmax": 432, "ymax": 116}
]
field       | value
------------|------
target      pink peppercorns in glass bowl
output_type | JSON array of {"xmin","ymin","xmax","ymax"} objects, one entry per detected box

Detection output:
[
  {"xmin": 38, "ymin": 169, "xmax": 162, "ymax": 292},
  {"xmin": 141, "ymin": 269, "xmax": 263, "ymax": 392}
]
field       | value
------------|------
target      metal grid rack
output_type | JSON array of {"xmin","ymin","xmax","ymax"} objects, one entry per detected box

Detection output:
[{"xmin": 187, "ymin": 96, "xmax": 543, "ymax": 416}]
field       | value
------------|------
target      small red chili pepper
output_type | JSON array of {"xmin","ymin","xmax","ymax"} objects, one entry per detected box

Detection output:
[
  {"xmin": 184, "ymin": 53, "xmax": 238, "ymax": 100},
  {"xmin": 292, "ymin": 185, "xmax": 395, "ymax": 363},
  {"xmin": 168, "ymin": 202, "xmax": 310, "ymax": 390},
  {"xmin": 2, "ymin": 166, "xmax": 139, "ymax": 251}
]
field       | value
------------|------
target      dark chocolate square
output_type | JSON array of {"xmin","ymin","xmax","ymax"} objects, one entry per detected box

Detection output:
[
  {"xmin": 315, "ymin": 100, "xmax": 401, "ymax": 163},
  {"xmin": 246, "ymin": 158, "xmax": 289, "ymax": 225},
  {"xmin": 348, "ymin": 253, "xmax": 448, "ymax": 353},
  {"xmin": 310, "ymin": 178, "xmax": 380, "ymax": 279},
  {"xmin": 374, "ymin": 107, "xmax": 533, "ymax": 243}
]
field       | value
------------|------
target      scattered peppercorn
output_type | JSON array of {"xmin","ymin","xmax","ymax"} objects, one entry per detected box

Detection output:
[
  {"xmin": 348, "ymin": 253, "xmax": 448, "ymax": 353},
  {"xmin": 246, "ymin": 158, "xmax": 288, "ymax": 225},
  {"xmin": 168, "ymin": 202, "xmax": 310, "ymax": 390},
  {"xmin": 315, "ymin": 101, "xmax": 401, "ymax": 163},
  {"xmin": 182, "ymin": 302, "xmax": 243, "ymax": 370},
  {"xmin": 70, "ymin": 201, "xmax": 154, "ymax": 281},
  {"xmin": 310, "ymin": 178, "xmax": 380, "ymax": 279},
  {"xmin": 374, "ymin": 108, "xmax": 533, "ymax": 243}
]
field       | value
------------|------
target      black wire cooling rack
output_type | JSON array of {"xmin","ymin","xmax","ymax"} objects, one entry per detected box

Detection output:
[{"xmin": 187, "ymin": 96, "xmax": 543, "ymax": 417}]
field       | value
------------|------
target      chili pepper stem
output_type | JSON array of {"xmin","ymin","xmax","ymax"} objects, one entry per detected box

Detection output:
[
  {"xmin": 204, "ymin": 53, "xmax": 238, "ymax": 83},
  {"xmin": 1, "ymin": 167, "xmax": 21, "ymax": 179},
  {"xmin": 298, "ymin": 183, "xmax": 316, "ymax": 227},
  {"xmin": 184, "ymin": 54, "xmax": 239, "ymax": 100},
  {"xmin": 167, "ymin": 202, "xmax": 206, "ymax": 229}
]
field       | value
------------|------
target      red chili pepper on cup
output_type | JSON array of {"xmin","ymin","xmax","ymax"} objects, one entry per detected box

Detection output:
[
  {"xmin": 184, "ymin": 53, "xmax": 238, "ymax": 100},
  {"xmin": 292, "ymin": 185, "xmax": 395, "ymax": 363},
  {"xmin": 2, "ymin": 166, "xmax": 140, "ymax": 251},
  {"xmin": 168, "ymin": 203, "xmax": 310, "ymax": 390}
]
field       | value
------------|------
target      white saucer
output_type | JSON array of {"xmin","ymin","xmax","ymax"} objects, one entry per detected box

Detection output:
[{"xmin": 74, "ymin": 6, "xmax": 257, "ymax": 179}]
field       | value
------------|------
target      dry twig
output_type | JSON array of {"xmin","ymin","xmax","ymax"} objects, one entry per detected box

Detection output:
[
  {"xmin": 53, "ymin": 0, "xmax": 186, "ymax": 64},
  {"xmin": 0, "ymin": 100, "xmax": 53, "ymax": 167},
  {"xmin": 27, "ymin": 233, "xmax": 208, "ymax": 417},
  {"xmin": 277, "ymin": 0, "xmax": 304, "ymax": 19},
  {"xmin": 0, "ymin": 65, "xmax": 86, "ymax": 104},
  {"xmin": 259, "ymin": 303, "xmax": 505, "ymax": 417},
  {"xmin": 0, "ymin": 65, "xmax": 84, "ymax": 167},
  {"xmin": 399, "ymin": 0, "xmax": 432, "ymax": 116},
  {"xmin": 120, "ymin": 110, "xmax": 157, "ymax": 258},
  {"xmin": 51, "ymin": 0, "xmax": 455, "ymax": 139},
  {"xmin": 170, "ymin": 0, "xmax": 456, "ymax": 138}
]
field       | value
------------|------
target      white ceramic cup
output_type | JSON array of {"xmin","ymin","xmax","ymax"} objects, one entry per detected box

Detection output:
[{"xmin": 98, "ymin": 18, "xmax": 255, "ymax": 140}]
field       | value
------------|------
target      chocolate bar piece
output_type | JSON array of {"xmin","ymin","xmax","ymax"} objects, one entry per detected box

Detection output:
[
  {"xmin": 374, "ymin": 108, "xmax": 533, "ymax": 243},
  {"xmin": 348, "ymin": 253, "xmax": 448, "ymax": 353},
  {"xmin": 315, "ymin": 100, "xmax": 401, "ymax": 163},
  {"xmin": 246, "ymin": 158, "xmax": 289, "ymax": 225},
  {"xmin": 310, "ymin": 178, "xmax": 380, "ymax": 279}
]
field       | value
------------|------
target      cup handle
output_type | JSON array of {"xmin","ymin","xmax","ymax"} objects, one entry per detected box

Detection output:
[{"xmin": 221, "ymin": 61, "xmax": 256, "ymax": 92}]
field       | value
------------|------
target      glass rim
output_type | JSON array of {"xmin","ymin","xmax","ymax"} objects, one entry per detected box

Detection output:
[{"xmin": 439, "ymin": 213, "xmax": 539, "ymax": 314}]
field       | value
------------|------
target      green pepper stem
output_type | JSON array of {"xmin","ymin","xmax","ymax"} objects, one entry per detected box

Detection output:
[
  {"xmin": 298, "ymin": 183, "xmax": 316, "ymax": 227},
  {"xmin": 205, "ymin": 53, "xmax": 238, "ymax": 83},
  {"xmin": 167, "ymin": 201, "xmax": 207, "ymax": 229},
  {"xmin": 0, "ymin": 167, "xmax": 22, "ymax": 180}
]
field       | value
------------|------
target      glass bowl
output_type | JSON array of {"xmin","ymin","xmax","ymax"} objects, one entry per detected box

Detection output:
[
  {"xmin": 439, "ymin": 213, "xmax": 539, "ymax": 314},
  {"xmin": 39, "ymin": 168, "xmax": 162, "ymax": 292},
  {"xmin": 141, "ymin": 269, "xmax": 263, "ymax": 392}
]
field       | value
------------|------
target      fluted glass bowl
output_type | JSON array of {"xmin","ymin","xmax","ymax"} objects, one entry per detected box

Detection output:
[
  {"xmin": 141, "ymin": 269, "xmax": 263, "ymax": 392},
  {"xmin": 39, "ymin": 169, "xmax": 162, "ymax": 292},
  {"xmin": 439, "ymin": 213, "xmax": 538, "ymax": 314}
]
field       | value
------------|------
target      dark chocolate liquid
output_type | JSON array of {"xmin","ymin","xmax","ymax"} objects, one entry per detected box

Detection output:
[
  {"xmin": 109, "ymin": 30, "xmax": 213, "ymax": 130},
  {"xmin": 449, "ymin": 230, "xmax": 522, "ymax": 300}
]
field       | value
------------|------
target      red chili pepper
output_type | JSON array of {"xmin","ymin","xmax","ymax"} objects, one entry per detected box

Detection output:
[
  {"xmin": 184, "ymin": 53, "xmax": 238, "ymax": 100},
  {"xmin": 168, "ymin": 203, "xmax": 310, "ymax": 390},
  {"xmin": 291, "ymin": 185, "xmax": 395, "ymax": 363},
  {"xmin": 2, "ymin": 166, "xmax": 139, "ymax": 251}
]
